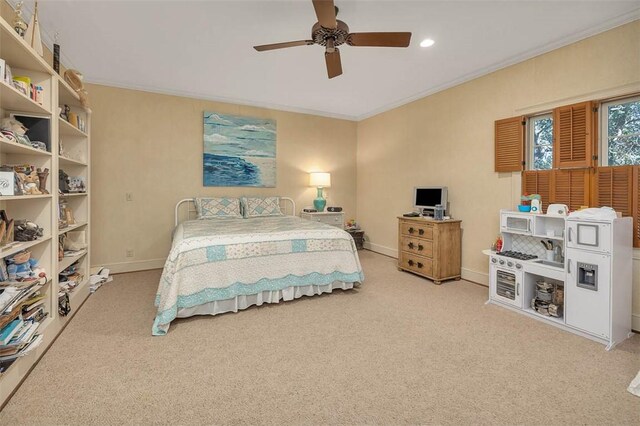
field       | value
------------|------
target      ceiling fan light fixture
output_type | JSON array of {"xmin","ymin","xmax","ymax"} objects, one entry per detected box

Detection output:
[{"xmin": 420, "ymin": 38, "xmax": 435, "ymax": 48}]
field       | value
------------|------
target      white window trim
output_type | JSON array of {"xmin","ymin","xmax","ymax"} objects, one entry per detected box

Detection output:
[
  {"xmin": 600, "ymin": 94, "xmax": 640, "ymax": 166},
  {"xmin": 527, "ymin": 113, "xmax": 553, "ymax": 170}
]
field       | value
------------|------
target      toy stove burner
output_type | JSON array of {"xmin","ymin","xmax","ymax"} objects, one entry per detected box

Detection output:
[{"xmin": 499, "ymin": 251, "xmax": 538, "ymax": 261}]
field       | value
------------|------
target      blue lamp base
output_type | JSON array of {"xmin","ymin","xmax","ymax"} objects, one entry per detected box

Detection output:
[{"xmin": 313, "ymin": 187, "xmax": 326, "ymax": 212}]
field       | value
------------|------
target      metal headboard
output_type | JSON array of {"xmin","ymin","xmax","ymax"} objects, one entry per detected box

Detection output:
[{"xmin": 175, "ymin": 197, "xmax": 296, "ymax": 226}]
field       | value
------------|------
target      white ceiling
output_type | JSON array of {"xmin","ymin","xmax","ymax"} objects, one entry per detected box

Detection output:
[{"xmin": 16, "ymin": 1, "xmax": 640, "ymax": 120}]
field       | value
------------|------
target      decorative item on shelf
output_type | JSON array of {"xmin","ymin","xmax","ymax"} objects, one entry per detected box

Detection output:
[
  {"xmin": 53, "ymin": 33, "xmax": 60, "ymax": 74},
  {"xmin": 59, "ymin": 104, "xmax": 70, "ymax": 121},
  {"xmin": 64, "ymin": 69, "xmax": 90, "ymax": 109},
  {"xmin": 68, "ymin": 176, "xmax": 86, "ymax": 193},
  {"xmin": 36, "ymin": 168, "xmax": 49, "ymax": 194},
  {"xmin": 58, "ymin": 292, "xmax": 70, "ymax": 316},
  {"xmin": 0, "ymin": 211, "xmax": 14, "ymax": 248},
  {"xmin": 58, "ymin": 169, "xmax": 70, "ymax": 193},
  {"xmin": 0, "ymin": 171, "xmax": 15, "ymax": 196},
  {"xmin": 67, "ymin": 112, "xmax": 78, "ymax": 128},
  {"xmin": 24, "ymin": 1, "xmax": 44, "ymax": 57},
  {"xmin": 11, "ymin": 76, "xmax": 29, "ymax": 96},
  {"xmin": 58, "ymin": 199, "xmax": 74, "ymax": 227},
  {"xmin": 58, "ymin": 234, "xmax": 65, "ymax": 261},
  {"xmin": 519, "ymin": 193, "xmax": 541, "ymax": 213},
  {"xmin": 309, "ymin": 172, "xmax": 330, "ymax": 212},
  {"xmin": 0, "ymin": 117, "xmax": 30, "ymax": 147},
  {"xmin": 63, "ymin": 230, "xmax": 86, "ymax": 251},
  {"xmin": 6, "ymin": 251, "xmax": 46, "ymax": 283},
  {"xmin": 14, "ymin": 220, "xmax": 43, "ymax": 242},
  {"xmin": 17, "ymin": 170, "xmax": 41, "ymax": 195},
  {"xmin": 12, "ymin": 1, "xmax": 28, "ymax": 37}
]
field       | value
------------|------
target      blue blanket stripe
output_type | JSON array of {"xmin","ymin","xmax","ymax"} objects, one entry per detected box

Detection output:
[{"xmin": 152, "ymin": 270, "xmax": 364, "ymax": 336}]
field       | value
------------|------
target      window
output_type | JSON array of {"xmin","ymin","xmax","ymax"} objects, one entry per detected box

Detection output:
[
  {"xmin": 528, "ymin": 114, "xmax": 553, "ymax": 170},
  {"xmin": 601, "ymin": 95, "xmax": 640, "ymax": 166}
]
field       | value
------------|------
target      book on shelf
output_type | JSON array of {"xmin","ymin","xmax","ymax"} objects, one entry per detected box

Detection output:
[{"xmin": 0, "ymin": 318, "xmax": 21, "ymax": 345}]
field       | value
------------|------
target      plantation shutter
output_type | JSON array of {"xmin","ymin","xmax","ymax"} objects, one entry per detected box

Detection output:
[
  {"xmin": 553, "ymin": 101, "xmax": 594, "ymax": 168},
  {"xmin": 522, "ymin": 170, "xmax": 552, "ymax": 209},
  {"xmin": 495, "ymin": 116, "xmax": 525, "ymax": 172},
  {"xmin": 593, "ymin": 166, "xmax": 633, "ymax": 216},
  {"xmin": 552, "ymin": 169, "xmax": 590, "ymax": 211},
  {"xmin": 634, "ymin": 166, "xmax": 640, "ymax": 248}
]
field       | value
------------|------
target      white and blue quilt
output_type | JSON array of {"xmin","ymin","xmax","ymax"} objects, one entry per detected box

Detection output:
[{"xmin": 153, "ymin": 216, "xmax": 364, "ymax": 335}]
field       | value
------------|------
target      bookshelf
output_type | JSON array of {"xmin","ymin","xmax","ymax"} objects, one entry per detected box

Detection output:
[{"xmin": 0, "ymin": 12, "xmax": 90, "ymax": 406}]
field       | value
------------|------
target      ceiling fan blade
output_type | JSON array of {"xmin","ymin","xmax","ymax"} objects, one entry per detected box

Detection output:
[
  {"xmin": 347, "ymin": 32, "xmax": 412, "ymax": 47},
  {"xmin": 254, "ymin": 40, "xmax": 314, "ymax": 52},
  {"xmin": 325, "ymin": 48, "xmax": 342, "ymax": 79},
  {"xmin": 312, "ymin": 0, "xmax": 337, "ymax": 29}
]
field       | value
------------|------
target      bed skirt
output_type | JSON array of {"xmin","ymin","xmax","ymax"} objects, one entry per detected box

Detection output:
[{"xmin": 176, "ymin": 280, "xmax": 358, "ymax": 319}]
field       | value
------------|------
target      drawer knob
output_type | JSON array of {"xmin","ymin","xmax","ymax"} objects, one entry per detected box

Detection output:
[
  {"xmin": 417, "ymin": 262, "xmax": 423, "ymax": 268},
  {"xmin": 408, "ymin": 242, "xmax": 414, "ymax": 249},
  {"xmin": 418, "ymin": 244, "xmax": 423, "ymax": 251},
  {"xmin": 408, "ymin": 260, "xmax": 414, "ymax": 266},
  {"xmin": 418, "ymin": 229, "xmax": 424, "ymax": 236},
  {"xmin": 408, "ymin": 227, "xmax": 414, "ymax": 234}
]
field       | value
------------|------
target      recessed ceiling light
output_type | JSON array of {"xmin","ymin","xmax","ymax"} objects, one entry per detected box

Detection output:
[{"xmin": 420, "ymin": 38, "xmax": 435, "ymax": 48}]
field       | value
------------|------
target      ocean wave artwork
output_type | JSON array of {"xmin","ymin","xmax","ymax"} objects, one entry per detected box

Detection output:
[{"xmin": 203, "ymin": 112, "xmax": 276, "ymax": 187}]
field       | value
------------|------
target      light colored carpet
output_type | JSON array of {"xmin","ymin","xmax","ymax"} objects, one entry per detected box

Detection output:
[{"xmin": 0, "ymin": 250, "xmax": 638, "ymax": 425}]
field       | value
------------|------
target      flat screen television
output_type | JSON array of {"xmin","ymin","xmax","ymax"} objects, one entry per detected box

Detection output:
[{"xmin": 414, "ymin": 187, "xmax": 448, "ymax": 214}]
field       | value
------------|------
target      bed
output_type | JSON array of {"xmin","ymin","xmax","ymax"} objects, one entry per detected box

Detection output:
[{"xmin": 152, "ymin": 197, "xmax": 364, "ymax": 335}]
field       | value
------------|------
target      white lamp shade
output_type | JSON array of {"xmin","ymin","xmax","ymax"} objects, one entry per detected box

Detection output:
[{"xmin": 309, "ymin": 172, "xmax": 331, "ymax": 187}]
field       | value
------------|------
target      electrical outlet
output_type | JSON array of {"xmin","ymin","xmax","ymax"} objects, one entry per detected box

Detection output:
[
  {"xmin": 126, "ymin": 249, "xmax": 134, "ymax": 258},
  {"xmin": 126, "ymin": 192, "xmax": 133, "ymax": 201}
]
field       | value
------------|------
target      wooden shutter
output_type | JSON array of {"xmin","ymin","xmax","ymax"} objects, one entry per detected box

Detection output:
[
  {"xmin": 593, "ymin": 166, "xmax": 633, "ymax": 216},
  {"xmin": 552, "ymin": 169, "xmax": 590, "ymax": 211},
  {"xmin": 495, "ymin": 116, "xmax": 524, "ymax": 172},
  {"xmin": 522, "ymin": 170, "xmax": 552, "ymax": 209},
  {"xmin": 553, "ymin": 101, "xmax": 594, "ymax": 168},
  {"xmin": 634, "ymin": 166, "xmax": 640, "ymax": 248}
]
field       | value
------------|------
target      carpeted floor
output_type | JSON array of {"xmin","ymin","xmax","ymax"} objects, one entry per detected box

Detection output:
[{"xmin": 0, "ymin": 250, "xmax": 638, "ymax": 425}]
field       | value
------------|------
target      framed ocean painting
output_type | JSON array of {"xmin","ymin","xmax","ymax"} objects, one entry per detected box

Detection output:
[{"xmin": 203, "ymin": 112, "xmax": 276, "ymax": 187}]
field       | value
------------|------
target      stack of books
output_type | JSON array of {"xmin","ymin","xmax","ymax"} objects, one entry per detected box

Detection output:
[{"xmin": 0, "ymin": 283, "xmax": 48, "ymax": 373}]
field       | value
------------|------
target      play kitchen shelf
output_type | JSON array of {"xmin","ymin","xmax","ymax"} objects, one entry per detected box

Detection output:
[{"xmin": 484, "ymin": 210, "xmax": 633, "ymax": 350}]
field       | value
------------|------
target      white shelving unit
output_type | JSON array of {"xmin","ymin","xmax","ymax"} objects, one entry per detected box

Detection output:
[{"xmin": 0, "ymin": 13, "xmax": 90, "ymax": 406}]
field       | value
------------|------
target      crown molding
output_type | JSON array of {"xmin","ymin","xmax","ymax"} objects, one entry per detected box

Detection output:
[{"xmin": 355, "ymin": 10, "xmax": 640, "ymax": 121}]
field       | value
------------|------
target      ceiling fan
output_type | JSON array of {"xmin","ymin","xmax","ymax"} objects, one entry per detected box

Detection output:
[{"xmin": 253, "ymin": 0, "xmax": 412, "ymax": 79}]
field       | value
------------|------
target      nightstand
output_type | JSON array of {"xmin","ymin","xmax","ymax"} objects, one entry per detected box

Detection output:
[{"xmin": 300, "ymin": 211, "xmax": 344, "ymax": 229}]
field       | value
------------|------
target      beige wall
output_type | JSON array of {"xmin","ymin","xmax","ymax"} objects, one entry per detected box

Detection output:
[
  {"xmin": 88, "ymin": 84, "xmax": 357, "ymax": 271},
  {"xmin": 356, "ymin": 21, "xmax": 640, "ymax": 326}
]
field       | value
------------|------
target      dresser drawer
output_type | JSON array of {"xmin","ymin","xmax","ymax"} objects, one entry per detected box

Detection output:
[
  {"xmin": 399, "ymin": 252, "xmax": 433, "ymax": 276},
  {"xmin": 400, "ymin": 222, "xmax": 433, "ymax": 239},
  {"xmin": 301, "ymin": 212, "xmax": 344, "ymax": 228},
  {"xmin": 400, "ymin": 236, "xmax": 433, "ymax": 258}
]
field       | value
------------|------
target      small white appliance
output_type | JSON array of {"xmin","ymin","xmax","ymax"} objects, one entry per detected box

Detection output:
[
  {"xmin": 489, "ymin": 253, "xmax": 524, "ymax": 308},
  {"xmin": 499, "ymin": 211, "xmax": 533, "ymax": 235},
  {"xmin": 530, "ymin": 199, "xmax": 541, "ymax": 214},
  {"xmin": 546, "ymin": 204, "xmax": 568, "ymax": 216}
]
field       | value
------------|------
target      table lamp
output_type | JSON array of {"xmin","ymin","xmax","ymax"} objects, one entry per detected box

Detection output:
[{"xmin": 309, "ymin": 172, "xmax": 331, "ymax": 212}]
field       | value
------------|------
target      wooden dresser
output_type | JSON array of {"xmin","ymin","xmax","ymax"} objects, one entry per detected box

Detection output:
[{"xmin": 397, "ymin": 217, "xmax": 462, "ymax": 284}]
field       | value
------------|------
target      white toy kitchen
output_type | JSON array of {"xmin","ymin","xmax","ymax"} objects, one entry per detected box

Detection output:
[{"xmin": 484, "ymin": 208, "xmax": 633, "ymax": 350}]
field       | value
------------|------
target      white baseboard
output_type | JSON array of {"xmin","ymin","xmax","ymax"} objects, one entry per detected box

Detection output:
[
  {"xmin": 461, "ymin": 268, "xmax": 489, "ymax": 286},
  {"xmin": 94, "ymin": 258, "xmax": 165, "ymax": 274},
  {"xmin": 363, "ymin": 241, "xmax": 398, "ymax": 258}
]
